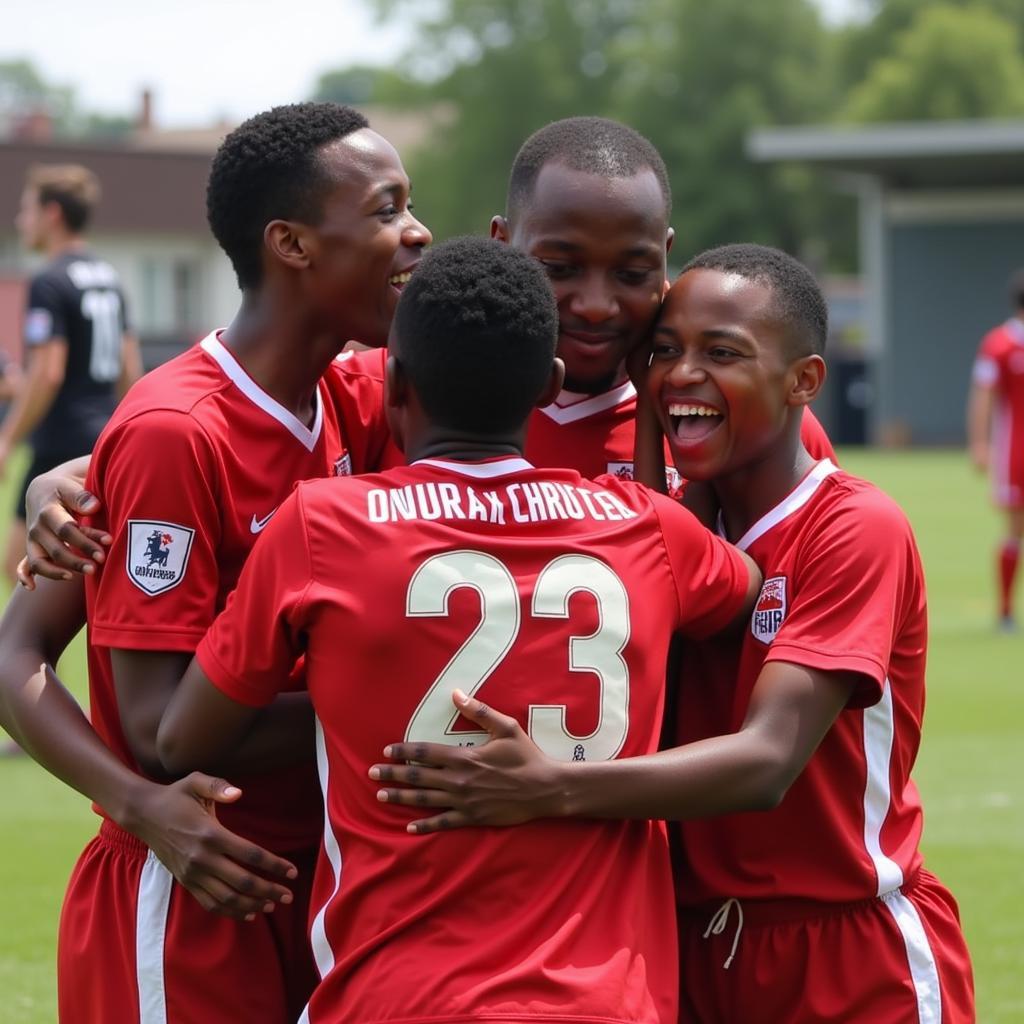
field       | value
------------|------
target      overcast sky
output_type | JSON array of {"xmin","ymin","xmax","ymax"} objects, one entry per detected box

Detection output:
[{"xmin": 3, "ymin": 0, "xmax": 860, "ymax": 128}]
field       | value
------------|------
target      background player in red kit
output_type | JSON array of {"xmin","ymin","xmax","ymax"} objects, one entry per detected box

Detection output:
[
  {"xmin": 157, "ymin": 237, "xmax": 761, "ymax": 1024},
  {"xmin": 967, "ymin": 270, "xmax": 1024, "ymax": 629},
  {"xmin": 0, "ymin": 102, "xmax": 430, "ymax": 1023},
  {"xmin": 373, "ymin": 245, "xmax": 975, "ymax": 1023}
]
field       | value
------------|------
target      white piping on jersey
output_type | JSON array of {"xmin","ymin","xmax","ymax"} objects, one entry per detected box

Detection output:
[
  {"xmin": 136, "ymin": 851, "xmax": 173, "ymax": 1024},
  {"xmin": 306, "ymin": 717, "xmax": 343, "ymax": 998},
  {"xmin": 537, "ymin": 381, "xmax": 636, "ymax": 425},
  {"xmin": 880, "ymin": 889, "xmax": 944, "ymax": 1023},
  {"xmin": 413, "ymin": 457, "xmax": 535, "ymax": 479},
  {"xmin": 199, "ymin": 332, "xmax": 324, "ymax": 452},
  {"xmin": 862, "ymin": 680, "xmax": 904, "ymax": 896},
  {"xmin": 725, "ymin": 459, "xmax": 839, "ymax": 552}
]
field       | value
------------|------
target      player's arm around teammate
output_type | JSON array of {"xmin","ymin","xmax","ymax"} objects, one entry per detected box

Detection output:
[{"xmin": 0, "ymin": 576, "xmax": 299, "ymax": 918}]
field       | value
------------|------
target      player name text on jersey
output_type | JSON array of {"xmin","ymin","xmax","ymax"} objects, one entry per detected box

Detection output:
[{"xmin": 367, "ymin": 480, "xmax": 640, "ymax": 526}]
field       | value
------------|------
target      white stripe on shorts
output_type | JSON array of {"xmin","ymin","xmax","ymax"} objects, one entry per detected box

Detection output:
[
  {"xmin": 880, "ymin": 889, "xmax": 943, "ymax": 1024},
  {"xmin": 136, "ymin": 851, "xmax": 173, "ymax": 1024}
]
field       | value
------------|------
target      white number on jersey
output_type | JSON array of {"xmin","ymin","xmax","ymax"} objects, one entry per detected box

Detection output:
[
  {"xmin": 404, "ymin": 550, "xmax": 630, "ymax": 761},
  {"xmin": 81, "ymin": 289, "xmax": 122, "ymax": 382}
]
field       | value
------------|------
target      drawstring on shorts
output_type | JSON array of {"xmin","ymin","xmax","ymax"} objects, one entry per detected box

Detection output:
[{"xmin": 703, "ymin": 897, "xmax": 744, "ymax": 969}]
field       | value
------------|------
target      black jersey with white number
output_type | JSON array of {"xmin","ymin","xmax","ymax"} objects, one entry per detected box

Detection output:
[{"xmin": 23, "ymin": 249, "xmax": 128, "ymax": 456}]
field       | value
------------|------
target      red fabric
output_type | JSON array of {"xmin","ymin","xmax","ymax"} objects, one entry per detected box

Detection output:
[
  {"xmin": 677, "ymin": 462, "xmax": 934, "ymax": 905},
  {"xmin": 678, "ymin": 870, "xmax": 974, "ymax": 1023},
  {"xmin": 975, "ymin": 321, "xmax": 1024, "ymax": 508},
  {"xmin": 999, "ymin": 539, "xmax": 1020, "ymax": 617},
  {"xmin": 800, "ymin": 406, "xmax": 837, "ymax": 462},
  {"xmin": 83, "ymin": 333, "xmax": 350, "ymax": 852},
  {"xmin": 197, "ymin": 458, "xmax": 753, "ymax": 1024},
  {"xmin": 58, "ymin": 821, "xmax": 317, "ymax": 1024}
]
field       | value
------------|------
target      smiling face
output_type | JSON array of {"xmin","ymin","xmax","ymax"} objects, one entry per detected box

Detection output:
[
  {"xmin": 300, "ymin": 129, "xmax": 431, "ymax": 346},
  {"xmin": 648, "ymin": 267, "xmax": 809, "ymax": 481},
  {"xmin": 496, "ymin": 161, "xmax": 671, "ymax": 395}
]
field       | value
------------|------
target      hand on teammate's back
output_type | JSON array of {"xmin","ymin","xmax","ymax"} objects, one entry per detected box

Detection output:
[{"xmin": 19, "ymin": 456, "xmax": 110, "ymax": 587}]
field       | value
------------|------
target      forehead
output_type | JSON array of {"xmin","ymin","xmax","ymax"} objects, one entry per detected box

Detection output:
[
  {"xmin": 318, "ymin": 128, "xmax": 409, "ymax": 195},
  {"xmin": 514, "ymin": 161, "xmax": 667, "ymax": 254},
  {"xmin": 661, "ymin": 268, "xmax": 777, "ymax": 330}
]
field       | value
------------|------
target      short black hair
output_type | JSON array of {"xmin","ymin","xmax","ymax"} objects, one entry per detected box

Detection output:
[
  {"xmin": 680, "ymin": 243, "xmax": 828, "ymax": 358},
  {"xmin": 392, "ymin": 236, "xmax": 558, "ymax": 434},
  {"xmin": 1009, "ymin": 268, "xmax": 1024, "ymax": 309},
  {"xmin": 207, "ymin": 102, "xmax": 369, "ymax": 289},
  {"xmin": 507, "ymin": 116, "xmax": 671, "ymax": 222}
]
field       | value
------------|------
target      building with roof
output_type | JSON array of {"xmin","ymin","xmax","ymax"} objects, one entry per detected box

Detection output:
[
  {"xmin": 0, "ymin": 96, "xmax": 441, "ymax": 369},
  {"xmin": 749, "ymin": 118, "xmax": 1024, "ymax": 445}
]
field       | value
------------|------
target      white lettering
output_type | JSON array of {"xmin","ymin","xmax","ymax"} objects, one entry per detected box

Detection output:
[
  {"xmin": 414, "ymin": 483, "xmax": 443, "ymax": 521},
  {"xmin": 466, "ymin": 487, "xmax": 489, "ymax": 522},
  {"xmin": 368, "ymin": 490, "xmax": 388, "ymax": 523},
  {"xmin": 482, "ymin": 490, "xmax": 506, "ymax": 524},
  {"xmin": 438, "ymin": 482, "xmax": 466, "ymax": 520}
]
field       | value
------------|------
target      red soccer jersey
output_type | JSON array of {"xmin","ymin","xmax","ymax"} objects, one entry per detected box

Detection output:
[
  {"xmin": 526, "ymin": 383, "xmax": 836, "ymax": 481},
  {"xmin": 676, "ymin": 459, "xmax": 929, "ymax": 906},
  {"xmin": 973, "ymin": 318, "xmax": 1024, "ymax": 507},
  {"xmin": 197, "ymin": 457, "xmax": 753, "ymax": 1024},
  {"xmin": 85, "ymin": 331, "xmax": 371, "ymax": 852}
]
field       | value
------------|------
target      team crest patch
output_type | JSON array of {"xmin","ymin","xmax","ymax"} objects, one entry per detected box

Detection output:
[
  {"xmin": 607, "ymin": 461, "xmax": 635, "ymax": 480},
  {"xmin": 751, "ymin": 575, "xmax": 787, "ymax": 644},
  {"xmin": 24, "ymin": 308, "xmax": 53, "ymax": 344},
  {"xmin": 126, "ymin": 520, "xmax": 195, "ymax": 595},
  {"xmin": 334, "ymin": 451, "xmax": 353, "ymax": 477}
]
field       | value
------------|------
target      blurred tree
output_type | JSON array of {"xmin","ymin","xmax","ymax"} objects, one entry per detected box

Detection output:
[
  {"xmin": 363, "ymin": 0, "xmax": 641, "ymax": 239},
  {"xmin": 836, "ymin": 0, "xmax": 1024, "ymax": 92},
  {"xmin": 0, "ymin": 59, "xmax": 74, "ymax": 131},
  {"xmin": 609, "ymin": 0, "xmax": 844, "ymax": 262},
  {"xmin": 313, "ymin": 65, "xmax": 415, "ymax": 106},
  {"xmin": 842, "ymin": 4, "xmax": 1024, "ymax": 121}
]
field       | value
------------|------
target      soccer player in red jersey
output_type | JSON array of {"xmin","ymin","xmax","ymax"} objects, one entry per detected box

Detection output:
[
  {"xmin": 374, "ymin": 245, "xmax": 975, "ymax": 1023},
  {"xmin": 496, "ymin": 117, "xmax": 835, "ymax": 483},
  {"xmin": 157, "ymin": 236, "xmax": 761, "ymax": 1024},
  {"xmin": 967, "ymin": 270, "xmax": 1024, "ymax": 629},
  {"xmin": 0, "ymin": 102, "xmax": 430, "ymax": 1023}
]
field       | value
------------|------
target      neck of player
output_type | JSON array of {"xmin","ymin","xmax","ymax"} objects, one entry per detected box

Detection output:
[
  {"xmin": 711, "ymin": 421, "xmax": 816, "ymax": 543},
  {"xmin": 402, "ymin": 429, "xmax": 528, "ymax": 466},
  {"xmin": 221, "ymin": 291, "xmax": 344, "ymax": 427}
]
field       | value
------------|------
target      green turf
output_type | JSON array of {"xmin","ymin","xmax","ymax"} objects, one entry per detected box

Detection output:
[{"xmin": 0, "ymin": 447, "xmax": 1019, "ymax": 1021}]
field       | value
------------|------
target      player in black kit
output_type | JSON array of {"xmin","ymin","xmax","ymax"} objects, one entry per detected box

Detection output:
[{"xmin": 0, "ymin": 164, "xmax": 141, "ymax": 583}]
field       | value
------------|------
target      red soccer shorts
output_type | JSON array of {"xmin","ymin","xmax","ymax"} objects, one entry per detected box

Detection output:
[
  {"xmin": 678, "ymin": 870, "xmax": 974, "ymax": 1023},
  {"xmin": 991, "ymin": 403, "xmax": 1024, "ymax": 508},
  {"xmin": 57, "ymin": 819, "xmax": 318, "ymax": 1024}
]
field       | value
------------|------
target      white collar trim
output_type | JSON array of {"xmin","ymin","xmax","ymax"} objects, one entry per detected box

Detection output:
[
  {"xmin": 199, "ymin": 332, "xmax": 323, "ymax": 452},
  {"xmin": 722, "ymin": 459, "xmax": 840, "ymax": 552},
  {"xmin": 538, "ymin": 381, "xmax": 636, "ymax": 425},
  {"xmin": 413, "ymin": 457, "xmax": 534, "ymax": 479}
]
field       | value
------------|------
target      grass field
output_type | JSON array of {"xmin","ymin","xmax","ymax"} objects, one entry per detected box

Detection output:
[{"xmin": 0, "ymin": 447, "xmax": 1021, "ymax": 1022}]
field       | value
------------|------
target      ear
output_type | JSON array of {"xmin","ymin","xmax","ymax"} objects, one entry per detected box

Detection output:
[
  {"xmin": 264, "ymin": 219, "xmax": 310, "ymax": 272},
  {"xmin": 490, "ymin": 216, "xmax": 510, "ymax": 243},
  {"xmin": 787, "ymin": 354, "xmax": 826, "ymax": 407},
  {"xmin": 384, "ymin": 354, "xmax": 408, "ymax": 409},
  {"xmin": 536, "ymin": 357, "xmax": 565, "ymax": 408}
]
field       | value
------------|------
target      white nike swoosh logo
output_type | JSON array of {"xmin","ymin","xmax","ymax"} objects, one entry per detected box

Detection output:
[{"xmin": 250, "ymin": 509, "xmax": 278, "ymax": 534}]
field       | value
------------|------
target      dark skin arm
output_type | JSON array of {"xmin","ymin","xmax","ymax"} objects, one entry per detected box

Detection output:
[
  {"xmin": 0, "ymin": 578, "xmax": 298, "ymax": 918},
  {"xmin": 368, "ymin": 663, "xmax": 856, "ymax": 833},
  {"xmin": 112, "ymin": 649, "xmax": 314, "ymax": 780},
  {"xmin": 157, "ymin": 659, "xmax": 266, "ymax": 777}
]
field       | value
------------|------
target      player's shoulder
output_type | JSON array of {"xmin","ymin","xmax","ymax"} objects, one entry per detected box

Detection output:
[
  {"xmin": 980, "ymin": 323, "xmax": 1014, "ymax": 356},
  {"xmin": 328, "ymin": 346, "xmax": 387, "ymax": 383},
  {"xmin": 814, "ymin": 469, "xmax": 915, "ymax": 547},
  {"xmin": 102, "ymin": 343, "xmax": 229, "ymax": 437}
]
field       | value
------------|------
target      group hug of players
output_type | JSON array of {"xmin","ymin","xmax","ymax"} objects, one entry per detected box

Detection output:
[{"xmin": 0, "ymin": 105, "xmax": 977, "ymax": 1022}]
